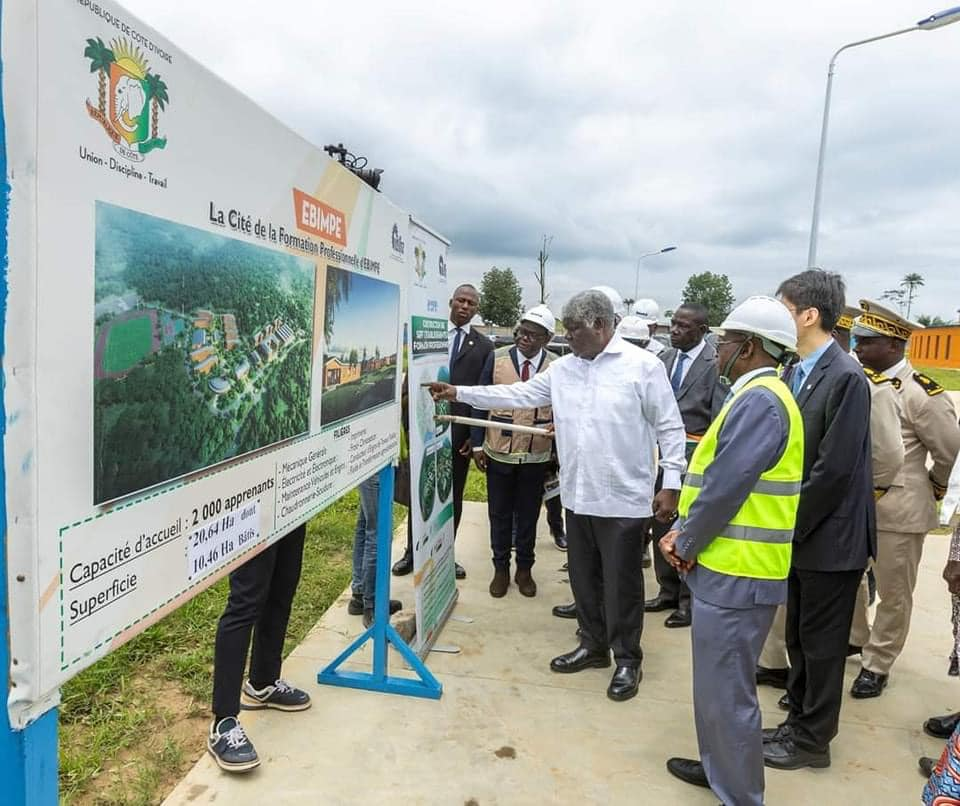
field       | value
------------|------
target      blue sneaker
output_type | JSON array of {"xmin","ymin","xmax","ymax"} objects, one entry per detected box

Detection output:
[
  {"xmin": 241, "ymin": 679, "xmax": 311, "ymax": 711},
  {"xmin": 207, "ymin": 717, "xmax": 260, "ymax": 773}
]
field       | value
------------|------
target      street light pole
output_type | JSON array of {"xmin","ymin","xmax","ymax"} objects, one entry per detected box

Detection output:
[
  {"xmin": 633, "ymin": 246, "xmax": 678, "ymax": 308},
  {"xmin": 807, "ymin": 6, "xmax": 960, "ymax": 268}
]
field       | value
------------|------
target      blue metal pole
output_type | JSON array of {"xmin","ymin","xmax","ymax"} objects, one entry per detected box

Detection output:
[
  {"xmin": 317, "ymin": 461, "xmax": 441, "ymax": 699},
  {"xmin": 0, "ymin": 4, "xmax": 61, "ymax": 796},
  {"xmin": 371, "ymin": 463, "xmax": 393, "ymax": 680}
]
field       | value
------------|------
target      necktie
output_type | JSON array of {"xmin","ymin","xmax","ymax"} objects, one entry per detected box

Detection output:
[
  {"xmin": 521, "ymin": 360, "xmax": 531, "ymax": 381},
  {"xmin": 670, "ymin": 352, "xmax": 687, "ymax": 393},
  {"xmin": 792, "ymin": 366, "xmax": 806, "ymax": 397},
  {"xmin": 450, "ymin": 327, "xmax": 463, "ymax": 369}
]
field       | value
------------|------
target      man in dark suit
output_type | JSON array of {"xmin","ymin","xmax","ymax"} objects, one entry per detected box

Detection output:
[
  {"xmin": 392, "ymin": 283, "xmax": 492, "ymax": 579},
  {"xmin": 645, "ymin": 304, "xmax": 726, "ymax": 628},
  {"xmin": 762, "ymin": 269, "xmax": 875, "ymax": 771}
]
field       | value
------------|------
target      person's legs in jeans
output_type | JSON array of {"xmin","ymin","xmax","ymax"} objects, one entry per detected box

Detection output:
[{"xmin": 351, "ymin": 477, "xmax": 380, "ymax": 609}]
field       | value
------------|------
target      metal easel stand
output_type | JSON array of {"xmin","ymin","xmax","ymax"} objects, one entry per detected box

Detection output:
[{"xmin": 317, "ymin": 463, "xmax": 442, "ymax": 699}]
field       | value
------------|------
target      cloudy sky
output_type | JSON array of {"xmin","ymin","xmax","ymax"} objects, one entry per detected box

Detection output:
[{"xmin": 126, "ymin": 0, "xmax": 960, "ymax": 322}]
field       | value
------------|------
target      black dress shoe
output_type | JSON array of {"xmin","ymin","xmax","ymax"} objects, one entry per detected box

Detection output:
[
  {"xmin": 919, "ymin": 756, "xmax": 937, "ymax": 778},
  {"xmin": 607, "ymin": 665, "xmax": 642, "ymax": 701},
  {"xmin": 763, "ymin": 737, "xmax": 830, "ymax": 770},
  {"xmin": 392, "ymin": 550, "xmax": 413, "ymax": 576},
  {"xmin": 552, "ymin": 602, "xmax": 578, "ymax": 619},
  {"xmin": 850, "ymin": 668, "xmax": 888, "ymax": 699},
  {"xmin": 762, "ymin": 724, "xmax": 792, "ymax": 743},
  {"xmin": 664, "ymin": 608, "xmax": 691, "ymax": 628},
  {"xmin": 550, "ymin": 645, "xmax": 610, "ymax": 674},
  {"xmin": 644, "ymin": 594, "xmax": 679, "ymax": 613},
  {"xmin": 455, "ymin": 562, "xmax": 466, "ymax": 580},
  {"xmin": 665, "ymin": 757, "xmax": 709, "ymax": 788},
  {"xmin": 777, "ymin": 692, "xmax": 793, "ymax": 711},
  {"xmin": 924, "ymin": 711, "xmax": 960, "ymax": 739},
  {"xmin": 756, "ymin": 666, "xmax": 789, "ymax": 689},
  {"xmin": 552, "ymin": 530, "xmax": 568, "ymax": 551},
  {"xmin": 351, "ymin": 595, "xmax": 402, "ymax": 616}
]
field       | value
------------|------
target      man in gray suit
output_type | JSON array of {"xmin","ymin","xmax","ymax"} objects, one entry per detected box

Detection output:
[
  {"xmin": 662, "ymin": 296, "xmax": 803, "ymax": 806},
  {"xmin": 645, "ymin": 303, "xmax": 727, "ymax": 628}
]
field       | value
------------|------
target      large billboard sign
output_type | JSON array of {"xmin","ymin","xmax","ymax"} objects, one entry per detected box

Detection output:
[{"xmin": 2, "ymin": 0, "xmax": 412, "ymax": 726}]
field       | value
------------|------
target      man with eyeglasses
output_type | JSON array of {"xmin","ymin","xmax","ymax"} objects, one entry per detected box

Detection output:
[
  {"xmin": 429, "ymin": 289, "xmax": 685, "ymax": 702},
  {"xmin": 469, "ymin": 306, "xmax": 557, "ymax": 598},
  {"xmin": 761, "ymin": 269, "xmax": 874, "ymax": 772},
  {"xmin": 645, "ymin": 303, "xmax": 726, "ymax": 629}
]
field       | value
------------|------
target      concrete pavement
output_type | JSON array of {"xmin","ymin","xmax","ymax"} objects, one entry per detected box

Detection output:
[{"xmin": 165, "ymin": 501, "xmax": 957, "ymax": 805}]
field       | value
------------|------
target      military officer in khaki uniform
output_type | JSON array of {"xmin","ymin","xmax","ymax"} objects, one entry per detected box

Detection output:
[
  {"xmin": 756, "ymin": 306, "xmax": 905, "ymax": 693},
  {"xmin": 833, "ymin": 306, "xmax": 905, "ymax": 651},
  {"xmin": 849, "ymin": 300, "xmax": 960, "ymax": 698}
]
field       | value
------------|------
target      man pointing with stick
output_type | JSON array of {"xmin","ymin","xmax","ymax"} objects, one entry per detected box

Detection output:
[{"xmin": 431, "ymin": 289, "xmax": 685, "ymax": 701}]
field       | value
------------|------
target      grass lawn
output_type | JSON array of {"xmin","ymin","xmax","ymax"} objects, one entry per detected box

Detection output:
[
  {"xmin": 321, "ymin": 367, "xmax": 398, "ymax": 426},
  {"xmin": 59, "ymin": 492, "xmax": 407, "ymax": 804},
  {"xmin": 60, "ymin": 463, "xmax": 487, "ymax": 804},
  {"xmin": 103, "ymin": 315, "xmax": 153, "ymax": 374},
  {"xmin": 914, "ymin": 365, "xmax": 960, "ymax": 392}
]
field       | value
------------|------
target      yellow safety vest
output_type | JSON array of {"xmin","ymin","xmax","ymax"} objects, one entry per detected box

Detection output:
[{"xmin": 677, "ymin": 374, "xmax": 804, "ymax": 581}]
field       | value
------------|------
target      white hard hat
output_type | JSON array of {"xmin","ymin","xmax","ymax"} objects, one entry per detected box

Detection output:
[
  {"xmin": 716, "ymin": 295, "xmax": 797, "ymax": 352},
  {"xmin": 618, "ymin": 315, "xmax": 650, "ymax": 343},
  {"xmin": 590, "ymin": 285, "xmax": 625, "ymax": 316},
  {"xmin": 633, "ymin": 298, "xmax": 660, "ymax": 320},
  {"xmin": 521, "ymin": 304, "xmax": 556, "ymax": 335}
]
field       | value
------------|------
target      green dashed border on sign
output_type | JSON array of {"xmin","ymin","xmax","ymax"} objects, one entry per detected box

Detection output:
[{"xmin": 57, "ymin": 430, "xmax": 397, "ymax": 671}]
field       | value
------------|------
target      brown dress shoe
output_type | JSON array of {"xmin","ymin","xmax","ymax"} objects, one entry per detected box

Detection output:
[
  {"xmin": 515, "ymin": 568, "xmax": 537, "ymax": 597},
  {"xmin": 489, "ymin": 568, "xmax": 510, "ymax": 598}
]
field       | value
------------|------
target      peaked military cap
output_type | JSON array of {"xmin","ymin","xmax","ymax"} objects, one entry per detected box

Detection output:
[{"xmin": 852, "ymin": 299, "xmax": 920, "ymax": 342}]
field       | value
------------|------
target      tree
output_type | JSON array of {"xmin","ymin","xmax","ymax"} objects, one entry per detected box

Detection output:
[
  {"xmin": 880, "ymin": 288, "xmax": 906, "ymax": 314},
  {"xmin": 917, "ymin": 313, "xmax": 949, "ymax": 327},
  {"xmin": 479, "ymin": 266, "xmax": 523, "ymax": 326},
  {"xmin": 144, "ymin": 72, "xmax": 169, "ymax": 140},
  {"xmin": 680, "ymin": 272, "xmax": 734, "ymax": 326},
  {"xmin": 84, "ymin": 37, "xmax": 114, "ymax": 118},
  {"xmin": 533, "ymin": 236, "xmax": 553, "ymax": 304},
  {"xmin": 900, "ymin": 272, "xmax": 924, "ymax": 319}
]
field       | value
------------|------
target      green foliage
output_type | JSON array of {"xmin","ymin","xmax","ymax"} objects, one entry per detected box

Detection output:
[
  {"xmin": 325, "ymin": 266, "xmax": 353, "ymax": 342},
  {"xmin": 479, "ymin": 266, "xmax": 523, "ymax": 327},
  {"xmin": 680, "ymin": 271, "xmax": 735, "ymax": 326},
  {"xmin": 901, "ymin": 272, "xmax": 924, "ymax": 319},
  {"xmin": 319, "ymin": 365, "xmax": 397, "ymax": 427},
  {"xmin": 917, "ymin": 313, "xmax": 950, "ymax": 327},
  {"xmin": 83, "ymin": 37, "xmax": 114, "ymax": 73}
]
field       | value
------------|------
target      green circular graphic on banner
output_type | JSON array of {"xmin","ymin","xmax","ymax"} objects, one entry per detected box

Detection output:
[
  {"xmin": 419, "ymin": 448, "xmax": 436, "ymax": 520},
  {"xmin": 436, "ymin": 438, "xmax": 453, "ymax": 502}
]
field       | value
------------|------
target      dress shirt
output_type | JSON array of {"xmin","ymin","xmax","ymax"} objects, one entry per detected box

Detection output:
[
  {"xmin": 669, "ymin": 338, "xmax": 707, "ymax": 388},
  {"xmin": 448, "ymin": 320, "xmax": 467, "ymax": 364},
  {"xmin": 793, "ymin": 337, "xmax": 834, "ymax": 394},
  {"xmin": 455, "ymin": 334, "xmax": 686, "ymax": 518},
  {"xmin": 884, "ymin": 357, "xmax": 908, "ymax": 379},
  {"xmin": 517, "ymin": 349, "xmax": 543, "ymax": 381}
]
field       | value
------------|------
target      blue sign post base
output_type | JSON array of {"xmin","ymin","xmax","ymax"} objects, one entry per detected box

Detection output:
[{"xmin": 317, "ymin": 464, "xmax": 442, "ymax": 700}]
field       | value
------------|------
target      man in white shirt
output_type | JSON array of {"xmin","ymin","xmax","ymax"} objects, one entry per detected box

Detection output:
[{"xmin": 431, "ymin": 289, "xmax": 686, "ymax": 701}]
